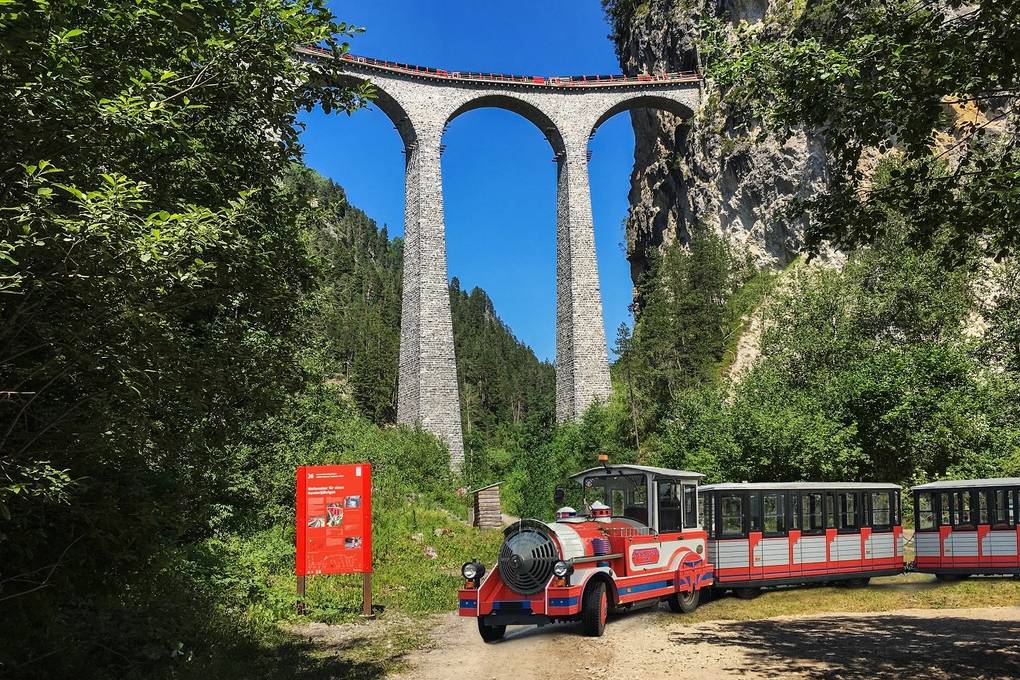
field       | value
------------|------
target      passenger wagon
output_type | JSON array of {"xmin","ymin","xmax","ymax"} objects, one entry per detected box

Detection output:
[
  {"xmin": 911, "ymin": 478, "xmax": 1020, "ymax": 579},
  {"xmin": 699, "ymin": 482, "xmax": 905, "ymax": 596}
]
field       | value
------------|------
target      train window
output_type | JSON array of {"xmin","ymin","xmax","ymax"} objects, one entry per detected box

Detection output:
[
  {"xmin": 917, "ymin": 492, "xmax": 936, "ymax": 531},
  {"xmin": 804, "ymin": 493, "xmax": 824, "ymax": 533},
  {"xmin": 940, "ymin": 492, "xmax": 952, "ymax": 525},
  {"xmin": 838, "ymin": 492, "xmax": 858, "ymax": 531},
  {"xmin": 790, "ymin": 494, "xmax": 802, "ymax": 531},
  {"xmin": 749, "ymin": 493, "xmax": 762, "ymax": 533},
  {"xmin": 611, "ymin": 489, "xmax": 625, "ymax": 516},
  {"xmin": 631, "ymin": 485, "xmax": 647, "ymax": 505},
  {"xmin": 954, "ymin": 490, "xmax": 973, "ymax": 525},
  {"xmin": 871, "ymin": 492, "xmax": 892, "ymax": 529},
  {"xmin": 763, "ymin": 493, "xmax": 786, "ymax": 535},
  {"xmin": 720, "ymin": 495, "xmax": 744, "ymax": 537},
  {"xmin": 993, "ymin": 489, "xmax": 1015, "ymax": 526},
  {"xmin": 977, "ymin": 490, "xmax": 990, "ymax": 524},
  {"xmin": 657, "ymin": 482, "xmax": 683, "ymax": 532},
  {"xmin": 683, "ymin": 485, "xmax": 697, "ymax": 529},
  {"xmin": 699, "ymin": 494, "xmax": 711, "ymax": 536},
  {"xmin": 825, "ymin": 492, "xmax": 836, "ymax": 529}
]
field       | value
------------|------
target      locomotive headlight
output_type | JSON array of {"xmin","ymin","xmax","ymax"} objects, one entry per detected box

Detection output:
[
  {"xmin": 461, "ymin": 560, "xmax": 485, "ymax": 580},
  {"xmin": 552, "ymin": 560, "xmax": 573, "ymax": 578}
]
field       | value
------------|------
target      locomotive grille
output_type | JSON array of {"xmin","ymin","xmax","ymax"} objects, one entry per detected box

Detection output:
[{"xmin": 498, "ymin": 526, "xmax": 558, "ymax": 595}]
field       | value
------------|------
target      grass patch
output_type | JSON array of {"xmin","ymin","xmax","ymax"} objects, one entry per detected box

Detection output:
[
  {"xmin": 217, "ymin": 492, "xmax": 503, "ymax": 628},
  {"xmin": 686, "ymin": 574, "xmax": 1020, "ymax": 625}
]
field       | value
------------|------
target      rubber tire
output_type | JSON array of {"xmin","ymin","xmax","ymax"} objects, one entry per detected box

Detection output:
[
  {"xmin": 477, "ymin": 617, "xmax": 506, "ymax": 643},
  {"xmin": 667, "ymin": 588, "xmax": 700, "ymax": 614},
  {"xmin": 580, "ymin": 581, "xmax": 608, "ymax": 637},
  {"xmin": 734, "ymin": 587, "xmax": 760, "ymax": 600}
]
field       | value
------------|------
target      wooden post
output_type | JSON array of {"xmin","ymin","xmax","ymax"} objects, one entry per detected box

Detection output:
[
  {"xmin": 361, "ymin": 572, "xmax": 375, "ymax": 619},
  {"xmin": 296, "ymin": 575, "xmax": 307, "ymax": 614}
]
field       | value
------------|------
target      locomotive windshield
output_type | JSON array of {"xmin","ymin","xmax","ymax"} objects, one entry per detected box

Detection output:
[{"xmin": 582, "ymin": 473, "xmax": 648, "ymax": 522}]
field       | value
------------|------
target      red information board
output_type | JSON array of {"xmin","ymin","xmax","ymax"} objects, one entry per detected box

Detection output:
[{"xmin": 296, "ymin": 464, "xmax": 372, "ymax": 576}]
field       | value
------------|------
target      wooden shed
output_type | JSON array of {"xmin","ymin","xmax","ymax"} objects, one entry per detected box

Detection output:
[{"xmin": 470, "ymin": 482, "xmax": 503, "ymax": 529}]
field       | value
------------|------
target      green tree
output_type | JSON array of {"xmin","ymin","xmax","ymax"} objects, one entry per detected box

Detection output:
[
  {"xmin": 0, "ymin": 1, "xmax": 365, "ymax": 675},
  {"xmin": 627, "ymin": 228, "xmax": 732, "ymax": 426}
]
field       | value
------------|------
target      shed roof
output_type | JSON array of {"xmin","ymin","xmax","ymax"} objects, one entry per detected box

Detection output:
[{"xmin": 469, "ymin": 481, "xmax": 503, "ymax": 494}]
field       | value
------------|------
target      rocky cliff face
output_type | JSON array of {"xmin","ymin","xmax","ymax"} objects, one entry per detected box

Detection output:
[{"xmin": 612, "ymin": 0, "xmax": 830, "ymax": 286}]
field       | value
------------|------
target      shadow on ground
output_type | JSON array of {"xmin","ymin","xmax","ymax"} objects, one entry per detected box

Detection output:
[
  {"xmin": 674, "ymin": 613, "xmax": 1020, "ymax": 679},
  {"xmin": 196, "ymin": 634, "xmax": 390, "ymax": 680}
]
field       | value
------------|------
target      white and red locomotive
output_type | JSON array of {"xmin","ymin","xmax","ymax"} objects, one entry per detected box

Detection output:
[{"xmin": 458, "ymin": 464, "xmax": 714, "ymax": 640}]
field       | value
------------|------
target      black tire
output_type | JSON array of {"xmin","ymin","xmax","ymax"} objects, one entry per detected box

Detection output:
[
  {"xmin": 477, "ymin": 617, "xmax": 506, "ymax": 643},
  {"xmin": 667, "ymin": 588, "xmax": 700, "ymax": 614},
  {"xmin": 580, "ymin": 581, "xmax": 608, "ymax": 637},
  {"xmin": 845, "ymin": 577, "xmax": 871, "ymax": 588},
  {"xmin": 734, "ymin": 587, "xmax": 760, "ymax": 600}
]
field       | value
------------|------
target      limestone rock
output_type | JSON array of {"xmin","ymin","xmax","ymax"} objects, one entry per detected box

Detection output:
[{"xmin": 614, "ymin": 0, "xmax": 831, "ymax": 282}]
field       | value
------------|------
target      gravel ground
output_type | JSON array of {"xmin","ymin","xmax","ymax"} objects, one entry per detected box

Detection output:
[{"xmin": 391, "ymin": 605, "xmax": 1020, "ymax": 680}]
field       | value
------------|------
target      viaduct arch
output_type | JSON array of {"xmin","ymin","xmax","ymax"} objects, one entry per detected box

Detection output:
[{"xmin": 299, "ymin": 48, "xmax": 702, "ymax": 470}]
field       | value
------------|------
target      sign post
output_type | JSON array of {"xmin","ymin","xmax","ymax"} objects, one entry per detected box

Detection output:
[{"xmin": 296, "ymin": 463, "xmax": 373, "ymax": 618}]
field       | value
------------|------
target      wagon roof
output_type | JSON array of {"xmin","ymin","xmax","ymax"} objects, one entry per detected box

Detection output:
[
  {"xmin": 700, "ymin": 481, "xmax": 901, "ymax": 491},
  {"xmin": 911, "ymin": 477, "xmax": 1020, "ymax": 491},
  {"xmin": 569, "ymin": 464, "xmax": 704, "ymax": 482}
]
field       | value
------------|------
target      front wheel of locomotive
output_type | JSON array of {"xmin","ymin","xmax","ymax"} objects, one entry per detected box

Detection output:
[
  {"xmin": 667, "ymin": 588, "xmax": 700, "ymax": 614},
  {"xmin": 579, "ymin": 581, "xmax": 608, "ymax": 637},
  {"xmin": 477, "ymin": 617, "xmax": 506, "ymax": 643}
]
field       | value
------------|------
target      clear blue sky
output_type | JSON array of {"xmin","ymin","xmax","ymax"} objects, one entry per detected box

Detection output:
[{"xmin": 299, "ymin": 1, "xmax": 636, "ymax": 362}]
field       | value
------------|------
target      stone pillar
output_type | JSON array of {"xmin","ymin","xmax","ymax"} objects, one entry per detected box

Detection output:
[
  {"xmin": 555, "ymin": 140, "xmax": 612, "ymax": 422},
  {"xmin": 397, "ymin": 129, "xmax": 465, "ymax": 470}
]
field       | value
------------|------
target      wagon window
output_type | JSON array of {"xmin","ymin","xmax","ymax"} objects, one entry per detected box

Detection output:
[
  {"xmin": 838, "ymin": 492, "xmax": 858, "ymax": 530},
  {"xmin": 871, "ymin": 492, "xmax": 892, "ymax": 529},
  {"xmin": 749, "ymin": 492, "xmax": 762, "ymax": 533},
  {"xmin": 683, "ymin": 485, "xmax": 698, "ymax": 528},
  {"xmin": 720, "ymin": 494, "xmax": 744, "ymax": 537},
  {"xmin": 699, "ymin": 494, "xmax": 711, "ymax": 536},
  {"xmin": 763, "ymin": 493, "xmax": 786, "ymax": 535},
  {"xmin": 954, "ymin": 491, "xmax": 973, "ymax": 526},
  {"xmin": 917, "ymin": 492, "xmax": 935, "ymax": 531},
  {"xmin": 825, "ymin": 492, "xmax": 837, "ymax": 529},
  {"xmin": 790, "ymin": 494, "xmax": 801, "ymax": 531},
  {"xmin": 803, "ymin": 493, "xmax": 824, "ymax": 532},
  {"xmin": 994, "ymin": 488, "xmax": 1015, "ymax": 526},
  {"xmin": 977, "ymin": 490, "xmax": 989, "ymax": 524},
  {"xmin": 940, "ymin": 492, "xmax": 952, "ymax": 525}
]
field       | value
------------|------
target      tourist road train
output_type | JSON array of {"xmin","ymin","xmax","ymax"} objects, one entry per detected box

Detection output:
[{"xmin": 457, "ymin": 463, "xmax": 1020, "ymax": 640}]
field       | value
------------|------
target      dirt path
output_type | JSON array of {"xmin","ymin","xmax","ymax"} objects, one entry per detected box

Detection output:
[{"xmin": 391, "ymin": 605, "xmax": 1020, "ymax": 679}]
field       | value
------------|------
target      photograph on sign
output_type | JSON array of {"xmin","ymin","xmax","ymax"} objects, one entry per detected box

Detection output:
[{"xmin": 326, "ymin": 503, "xmax": 344, "ymax": 527}]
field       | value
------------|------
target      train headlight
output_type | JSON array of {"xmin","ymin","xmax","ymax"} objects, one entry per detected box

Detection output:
[
  {"xmin": 461, "ymin": 560, "xmax": 485, "ymax": 580},
  {"xmin": 552, "ymin": 560, "xmax": 573, "ymax": 578}
]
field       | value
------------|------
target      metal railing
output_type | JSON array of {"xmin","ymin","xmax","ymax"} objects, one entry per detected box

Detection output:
[{"xmin": 296, "ymin": 45, "xmax": 701, "ymax": 87}]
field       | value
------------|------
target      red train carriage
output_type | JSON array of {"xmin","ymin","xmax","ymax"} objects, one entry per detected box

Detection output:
[
  {"xmin": 699, "ymin": 482, "xmax": 904, "ymax": 596},
  {"xmin": 912, "ymin": 478, "xmax": 1020, "ymax": 579},
  {"xmin": 458, "ymin": 464, "xmax": 714, "ymax": 640}
]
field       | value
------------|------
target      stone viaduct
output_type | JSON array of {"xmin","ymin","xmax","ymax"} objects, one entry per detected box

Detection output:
[{"xmin": 297, "ymin": 47, "xmax": 701, "ymax": 470}]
